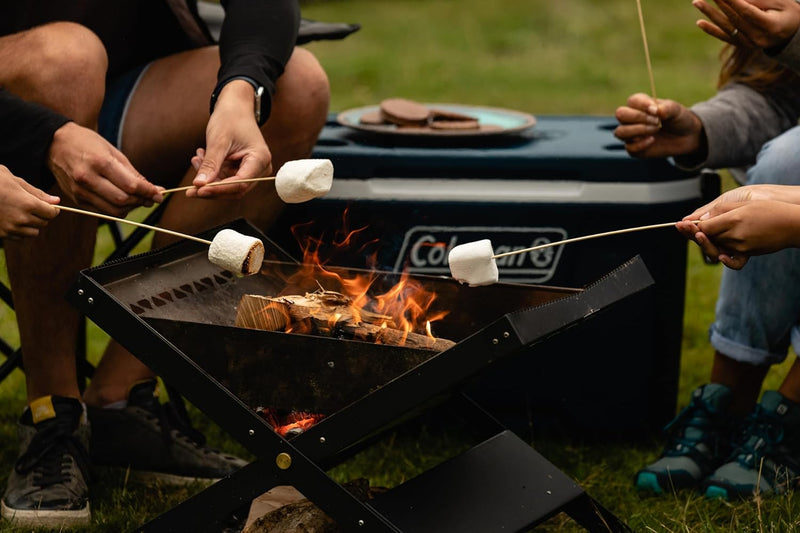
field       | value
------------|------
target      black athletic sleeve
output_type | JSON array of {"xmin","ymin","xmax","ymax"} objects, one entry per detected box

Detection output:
[
  {"xmin": 217, "ymin": 0, "xmax": 300, "ymax": 122},
  {"xmin": 0, "ymin": 89, "xmax": 70, "ymax": 190}
]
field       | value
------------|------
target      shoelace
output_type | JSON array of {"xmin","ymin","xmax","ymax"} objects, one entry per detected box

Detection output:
[
  {"xmin": 135, "ymin": 394, "xmax": 209, "ymax": 454},
  {"xmin": 662, "ymin": 397, "xmax": 723, "ymax": 458},
  {"xmin": 15, "ymin": 418, "xmax": 91, "ymax": 488},
  {"xmin": 732, "ymin": 407, "xmax": 789, "ymax": 468}
]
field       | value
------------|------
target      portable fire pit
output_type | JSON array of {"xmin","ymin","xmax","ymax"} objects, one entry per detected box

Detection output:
[{"xmin": 69, "ymin": 219, "xmax": 651, "ymax": 532}]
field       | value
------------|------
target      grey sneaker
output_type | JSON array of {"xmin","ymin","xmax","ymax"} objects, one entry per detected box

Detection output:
[
  {"xmin": 88, "ymin": 380, "xmax": 247, "ymax": 485},
  {"xmin": 704, "ymin": 391, "xmax": 800, "ymax": 500},
  {"xmin": 635, "ymin": 383, "xmax": 736, "ymax": 494},
  {"xmin": 1, "ymin": 396, "xmax": 91, "ymax": 528}
]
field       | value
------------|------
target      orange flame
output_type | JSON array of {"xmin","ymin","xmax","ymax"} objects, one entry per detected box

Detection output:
[{"xmin": 280, "ymin": 215, "xmax": 449, "ymax": 343}]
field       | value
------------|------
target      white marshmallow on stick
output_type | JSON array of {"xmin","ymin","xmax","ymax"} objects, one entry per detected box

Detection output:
[
  {"xmin": 53, "ymin": 205, "xmax": 265, "ymax": 276},
  {"xmin": 275, "ymin": 158, "xmax": 334, "ymax": 204},
  {"xmin": 208, "ymin": 229, "xmax": 265, "ymax": 276},
  {"xmin": 447, "ymin": 239, "xmax": 499, "ymax": 287},
  {"xmin": 448, "ymin": 220, "xmax": 700, "ymax": 286},
  {"xmin": 160, "ymin": 158, "xmax": 334, "ymax": 204}
]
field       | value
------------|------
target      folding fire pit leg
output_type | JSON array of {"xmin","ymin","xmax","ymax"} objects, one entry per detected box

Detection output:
[{"xmin": 561, "ymin": 494, "xmax": 635, "ymax": 533}]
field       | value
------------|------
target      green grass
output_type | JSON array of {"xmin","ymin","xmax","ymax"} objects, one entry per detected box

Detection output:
[{"xmin": 1, "ymin": 0, "xmax": 798, "ymax": 530}]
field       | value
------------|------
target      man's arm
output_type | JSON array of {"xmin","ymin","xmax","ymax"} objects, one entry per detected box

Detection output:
[
  {"xmin": 0, "ymin": 89, "xmax": 71, "ymax": 189},
  {"xmin": 215, "ymin": 0, "xmax": 300, "ymax": 124}
]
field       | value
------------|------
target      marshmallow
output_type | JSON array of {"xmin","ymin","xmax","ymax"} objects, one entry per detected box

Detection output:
[
  {"xmin": 208, "ymin": 229, "xmax": 265, "ymax": 276},
  {"xmin": 275, "ymin": 159, "xmax": 334, "ymax": 204},
  {"xmin": 447, "ymin": 239, "xmax": 499, "ymax": 287}
]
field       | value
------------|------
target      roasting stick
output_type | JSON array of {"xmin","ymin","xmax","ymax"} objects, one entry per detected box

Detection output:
[
  {"xmin": 160, "ymin": 176, "xmax": 276, "ymax": 195},
  {"xmin": 635, "ymin": 0, "xmax": 657, "ymax": 99},
  {"xmin": 491, "ymin": 220, "xmax": 695, "ymax": 259},
  {"xmin": 55, "ymin": 205, "xmax": 268, "ymax": 275},
  {"xmin": 54, "ymin": 205, "xmax": 212, "ymax": 244},
  {"xmin": 449, "ymin": 220, "xmax": 702, "ymax": 286}
]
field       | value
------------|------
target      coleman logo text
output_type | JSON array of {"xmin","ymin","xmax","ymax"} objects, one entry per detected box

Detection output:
[{"xmin": 394, "ymin": 226, "xmax": 567, "ymax": 284}]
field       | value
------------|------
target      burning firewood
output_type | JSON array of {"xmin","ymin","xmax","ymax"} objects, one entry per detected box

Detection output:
[{"xmin": 235, "ymin": 291, "xmax": 455, "ymax": 352}]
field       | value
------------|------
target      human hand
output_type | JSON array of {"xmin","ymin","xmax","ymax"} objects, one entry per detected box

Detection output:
[
  {"xmin": 188, "ymin": 80, "xmax": 272, "ymax": 199},
  {"xmin": 0, "ymin": 165, "xmax": 60, "ymax": 239},
  {"xmin": 693, "ymin": 0, "xmax": 800, "ymax": 50},
  {"xmin": 614, "ymin": 93, "xmax": 706, "ymax": 158},
  {"xmin": 680, "ymin": 200, "xmax": 800, "ymax": 269},
  {"xmin": 47, "ymin": 122, "xmax": 163, "ymax": 217}
]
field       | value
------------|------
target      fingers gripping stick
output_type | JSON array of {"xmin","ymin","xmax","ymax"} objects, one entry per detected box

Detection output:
[{"xmin": 160, "ymin": 159, "xmax": 334, "ymax": 203}]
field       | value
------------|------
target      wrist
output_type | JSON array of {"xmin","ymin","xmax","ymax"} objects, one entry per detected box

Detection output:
[{"xmin": 209, "ymin": 76, "xmax": 266, "ymax": 125}]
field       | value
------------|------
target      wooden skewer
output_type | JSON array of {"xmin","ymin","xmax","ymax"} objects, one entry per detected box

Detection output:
[
  {"xmin": 635, "ymin": 0, "xmax": 657, "ymax": 99},
  {"xmin": 55, "ymin": 205, "xmax": 212, "ymax": 245},
  {"xmin": 160, "ymin": 176, "xmax": 276, "ymax": 195},
  {"xmin": 492, "ymin": 220, "xmax": 698, "ymax": 259}
]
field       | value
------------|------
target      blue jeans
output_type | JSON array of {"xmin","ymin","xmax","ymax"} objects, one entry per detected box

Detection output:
[{"xmin": 710, "ymin": 125, "xmax": 800, "ymax": 366}]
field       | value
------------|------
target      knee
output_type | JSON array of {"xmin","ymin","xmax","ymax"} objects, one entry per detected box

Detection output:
[
  {"xmin": 269, "ymin": 48, "xmax": 330, "ymax": 143},
  {"xmin": 17, "ymin": 22, "xmax": 108, "ymax": 121},
  {"xmin": 747, "ymin": 127, "xmax": 800, "ymax": 186}
]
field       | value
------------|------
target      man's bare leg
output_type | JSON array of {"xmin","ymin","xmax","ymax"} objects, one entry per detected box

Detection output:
[
  {"xmin": 83, "ymin": 46, "xmax": 329, "ymax": 406},
  {"xmin": 0, "ymin": 23, "xmax": 108, "ymax": 402}
]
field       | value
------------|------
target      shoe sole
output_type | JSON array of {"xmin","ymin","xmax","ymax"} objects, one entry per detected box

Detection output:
[
  {"xmin": 1, "ymin": 500, "xmax": 90, "ymax": 528},
  {"xmin": 635, "ymin": 472, "xmax": 664, "ymax": 494},
  {"xmin": 705, "ymin": 485, "xmax": 730, "ymax": 500}
]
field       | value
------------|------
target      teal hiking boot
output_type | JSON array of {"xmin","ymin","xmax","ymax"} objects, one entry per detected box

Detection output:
[
  {"xmin": 704, "ymin": 391, "xmax": 800, "ymax": 500},
  {"xmin": 635, "ymin": 383, "xmax": 736, "ymax": 494}
]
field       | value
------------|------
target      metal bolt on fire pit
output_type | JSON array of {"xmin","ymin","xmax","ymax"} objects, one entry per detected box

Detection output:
[
  {"xmin": 327, "ymin": 361, "xmax": 335, "ymax": 368},
  {"xmin": 248, "ymin": 429, "xmax": 255, "ymax": 436},
  {"xmin": 276, "ymin": 452, "xmax": 292, "ymax": 470},
  {"xmin": 492, "ymin": 338, "xmax": 499, "ymax": 345},
  {"xmin": 358, "ymin": 520, "xmax": 364, "ymax": 527},
  {"xmin": 319, "ymin": 437, "xmax": 326, "ymax": 444}
]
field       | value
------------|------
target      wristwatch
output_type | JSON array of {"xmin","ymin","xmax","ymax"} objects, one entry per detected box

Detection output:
[{"xmin": 209, "ymin": 76, "xmax": 266, "ymax": 125}]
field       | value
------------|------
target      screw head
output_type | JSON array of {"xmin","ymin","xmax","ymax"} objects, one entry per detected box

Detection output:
[{"xmin": 276, "ymin": 452, "xmax": 292, "ymax": 470}]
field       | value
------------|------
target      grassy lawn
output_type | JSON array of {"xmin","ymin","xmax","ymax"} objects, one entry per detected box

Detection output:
[{"xmin": 0, "ymin": 0, "xmax": 798, "ymax": 531}]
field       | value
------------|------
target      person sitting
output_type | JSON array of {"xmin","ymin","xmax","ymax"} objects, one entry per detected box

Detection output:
[
  {"xmin": 0, "ymin": 0, "xmax": 330, "ymax": 527},
  {"xmin": 615, "ymin": 0, "xmax": 800, "ymax": 500}
]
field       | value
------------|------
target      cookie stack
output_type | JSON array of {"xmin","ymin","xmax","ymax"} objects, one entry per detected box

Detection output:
[{"xmin": 360, "ymin": 98, "xmax": 484, "ymax": 131}]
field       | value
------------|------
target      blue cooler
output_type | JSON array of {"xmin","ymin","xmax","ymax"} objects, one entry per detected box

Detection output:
[{"xmin": 268, "ymin": 114, "xmax": 719, "ymax": 439}]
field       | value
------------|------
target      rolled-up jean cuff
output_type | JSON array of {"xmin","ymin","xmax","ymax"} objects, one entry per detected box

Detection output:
[{"xmin": 710, "ymin": 328, "xmax": 789, "ymax": 366}]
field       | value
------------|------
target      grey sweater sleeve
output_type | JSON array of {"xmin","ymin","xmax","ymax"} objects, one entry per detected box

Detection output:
[
  {"xmin": 770, "ymin": 27, "xmax": 800, "ymax": 74},
  {"xmin": 675, "ymin": 80, "xmax": 800, "ymax": 170}
]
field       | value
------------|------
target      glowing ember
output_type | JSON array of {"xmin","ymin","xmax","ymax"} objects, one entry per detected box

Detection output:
[{"xmin": 256, "ymin": 407, "xmax": 325, "ymax": 437}]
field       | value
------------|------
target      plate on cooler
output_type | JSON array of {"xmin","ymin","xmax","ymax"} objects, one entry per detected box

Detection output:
[{"xmin": 336, "ymin": 103, "xmax": 536, "ymax": 138}]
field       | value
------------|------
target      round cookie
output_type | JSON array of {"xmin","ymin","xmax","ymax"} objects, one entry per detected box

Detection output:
[{"xmin": 380, "ymin": 98, "xmax": 430, "ymax": 126}]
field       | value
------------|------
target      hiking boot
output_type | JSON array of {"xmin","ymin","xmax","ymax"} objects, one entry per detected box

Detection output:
[
  {"xmin": 88, "ymin": 380, "xmax": 248, "ymax": 485},
  {"xmin": 1, "ymin": 396, "xmax": 91, "ymax": 528},
  {"xmin": 704, "ymin": 391, "xmax": 800, "ymax": 500},
  {"xmin": 635, "ymin": 383, "xmax": 736, "ymax": 494}
]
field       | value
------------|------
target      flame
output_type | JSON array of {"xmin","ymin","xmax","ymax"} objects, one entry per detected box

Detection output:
[{"xmin": 278, "ymin": 216, "xmax": 449, "ymax": 344}]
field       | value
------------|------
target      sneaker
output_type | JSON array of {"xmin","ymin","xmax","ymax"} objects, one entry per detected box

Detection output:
[
  {"xmin": 1, "ymin": 396, "xmax": 91, "ymax": 528},
  {"xmin": 704, "ymin": 391, "xmax": 800, "ymax": 500},
  {"xmin": 635, "ymin": 383, "xmax": 736, "ymax": 494},
  {"xmin": 88, "ymin": 380, "xmax": 248, "ymax": 485}
]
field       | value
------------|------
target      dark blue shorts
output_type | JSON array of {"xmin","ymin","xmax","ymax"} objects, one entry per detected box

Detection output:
[{"xmin": 97, "ymin": 63, "xmax": 151, "ymax": 148}]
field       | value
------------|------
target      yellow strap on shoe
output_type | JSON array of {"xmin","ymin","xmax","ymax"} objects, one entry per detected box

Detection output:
[{"xmin": 29, "ymin": 396, "xmax": 56, "ymax": 424}]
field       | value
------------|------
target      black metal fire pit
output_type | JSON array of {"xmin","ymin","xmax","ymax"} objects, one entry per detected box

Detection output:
[{"xmin": 69, "ymin": 219, "xmax": 650, "ymax": 532}]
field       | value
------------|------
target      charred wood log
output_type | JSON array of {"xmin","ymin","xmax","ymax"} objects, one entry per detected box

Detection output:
[{"xmin": 236, "ymin": 292, "xmax": 455, "ymax": 352}]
